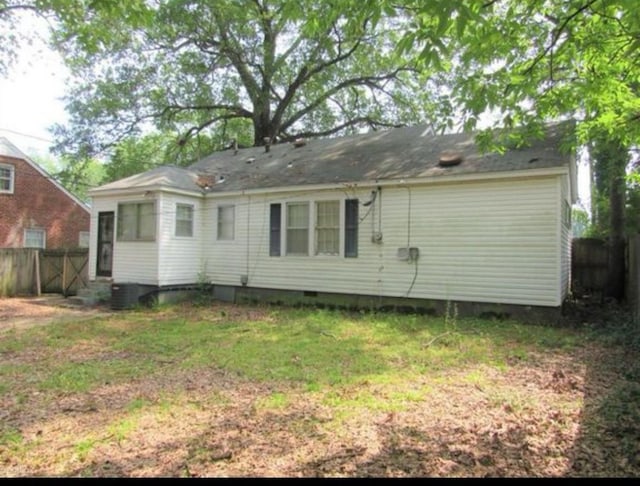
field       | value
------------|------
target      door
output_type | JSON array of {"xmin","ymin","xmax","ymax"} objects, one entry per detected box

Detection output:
[{"xmin": 96, "ymin": 211, "xmax": 114, "ymax": 277}]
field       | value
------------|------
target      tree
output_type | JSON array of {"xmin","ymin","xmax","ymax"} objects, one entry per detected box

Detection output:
[
  {"xmin": 590, "ymin": 136, "xmax": 630, "ymax": 300},
  {"xmin": 393, "ymin": 1, "xmax": 640, "ymax": 147},
  {"xmin": 0, "ymin": 0, "xmax": 150, "ymax": 76},
  {"xmin": 50, "ymin": 0, "xmax": 450, "ymax": 159},
  {"xmin": 390, "ymin": 0, "xmax": 640, "ymax": 302}
]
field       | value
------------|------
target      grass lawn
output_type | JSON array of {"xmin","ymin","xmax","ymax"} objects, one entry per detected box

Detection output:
[{"xmin": 1, "ymin": 300, "xmax": 639, "ymax": 477}]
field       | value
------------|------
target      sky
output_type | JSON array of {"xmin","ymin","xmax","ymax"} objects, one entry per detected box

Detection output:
[
  {"xmin": 0, "ymin": 34, "xmax": 67, "ymax": 161},
  {"xmin": 0, "ymin": 19, "xmax": 591, "ymax": 209}
]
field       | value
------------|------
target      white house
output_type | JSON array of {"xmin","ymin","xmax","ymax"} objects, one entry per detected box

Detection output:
[{"xmin": 87, "ymin": 122, "xmax": 577, "ymax": 318}]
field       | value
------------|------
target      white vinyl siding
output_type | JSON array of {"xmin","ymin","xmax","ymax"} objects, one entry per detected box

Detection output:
[
  {"xmin": 286, "ymin": 202, "xmax": 309, "ymax": 255},
  {"xmin": 0, "ymin": 163, "xmax": 14, "ymax": 193},
  {"xmin": 175, "ymin": 203, "xmax": 194, "ymax": 237},
  {"xmin": 205, "ymin": 175, "xmax": 563, "ymax": 307},
  {"xmin": 92, "ymin": 171, "xmax": 566, "ymax": 308},
  {"xmin": 217, "ymin": 205, "xmax": 235, "ymax": 240},
  {"xmin": 89, "ymin": 196, "xmax": 159, "ymax": 284},
  {"xmin": 315, "ymin": 200, "xmax": 339, "ymax": 255},
  {"xmin": 158, "ymin": 194, "xmax": 203, "ymax": 285},
  {"xmin": 560, "ymin": 175, "xmax": 572, "ymax": 300}
]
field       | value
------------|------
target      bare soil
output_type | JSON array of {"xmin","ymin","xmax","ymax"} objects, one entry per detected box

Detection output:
[
  {"xmin": 0, "ymin": 295, "xmax": 112, "ymax": 333},
  {"xmin": 1, "ymin": 296, "xmax": 639, "ymax": 478}
]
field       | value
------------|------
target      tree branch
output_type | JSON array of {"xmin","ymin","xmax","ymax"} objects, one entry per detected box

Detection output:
[
  {"xmin": 284, "ymin": 118, "xmax": 405, "ymax": 141},
  {"xmin": 523, "ymin": 0, "xmax": 600, "ymax": 76}
]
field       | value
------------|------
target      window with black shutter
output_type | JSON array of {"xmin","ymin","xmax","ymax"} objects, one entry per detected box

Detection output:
[
  {"xmin": 345, "ymin": 199, "xmax": 358, "ymax": 258},
  {"xmin": 270, "ymin": 203, "xmax": 281, "ymax": 256}
]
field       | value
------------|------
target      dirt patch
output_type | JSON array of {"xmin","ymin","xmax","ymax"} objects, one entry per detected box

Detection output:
[
  {"xmin": 0, "ymin": 295, "xmax": 113, "ymax": 333},
  {"xmin": 1, "ymin": 299, "xmax": 638, "ymax": 477}
]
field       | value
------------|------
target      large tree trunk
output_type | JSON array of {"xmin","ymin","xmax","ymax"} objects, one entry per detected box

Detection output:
[
  {"xmin": 591, "ymin": 136, "xmax": 628, "ymax": 301},
  {"xmin": 607, "ymin": 164, "xmax": 626, "ymax": 301}
]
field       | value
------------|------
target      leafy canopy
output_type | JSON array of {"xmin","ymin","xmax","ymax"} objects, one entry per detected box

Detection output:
[{"xmin": 51, "ymin": 0, "xmax": 451, "ymax": 159}]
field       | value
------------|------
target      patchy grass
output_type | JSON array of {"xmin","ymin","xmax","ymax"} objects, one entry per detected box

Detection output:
[{"xmin": 0, "ymin": 301, "xmax": 638, "ymax": 477}]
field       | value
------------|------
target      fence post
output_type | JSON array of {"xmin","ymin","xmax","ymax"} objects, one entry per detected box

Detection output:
[
  {"xmin": 34, "ymin": 250, "xmax": 41, "ymax": 297},
  {"xmin": 62, "ymin": 249, "xmax": 68, "ymax": 297}
]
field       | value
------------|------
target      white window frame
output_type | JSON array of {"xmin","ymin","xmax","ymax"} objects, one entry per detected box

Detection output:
[
  {"xmin": 0, "ymin": 163, "xmax": 15, "ymax": 194},
  {"xmin": 116, "ymin": 201, "xmax": 156, "ymax": 242},
  {"xmin": 315, "ymin": 200, "xmax": 340, "ymax": 255},
  {"xmin": 286, "ymin": 202, "xmax": 310, "ymax": 256},
  {"xmin": 175, "ymin": 203, "xmax": 194, "ymax": 237},
  {"xmin": 217, "ymin": 205, "xmax": 235, "ymax": 240},
  {"xmin": 24, "ymin": 228, "xmax": 46, "ymax": 249},
  {"xmin": 78, "ymin": 231, "xmax": 90, "ymax": 248}
]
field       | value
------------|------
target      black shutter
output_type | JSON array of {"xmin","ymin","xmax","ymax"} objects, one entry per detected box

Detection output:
[
  {"xmin": 270, "ymin": 203, "xmax": 281, "ymax": 256},
  {"xmin": 345, "ymin": 199, "xmax": 358, "ymax": 258}
]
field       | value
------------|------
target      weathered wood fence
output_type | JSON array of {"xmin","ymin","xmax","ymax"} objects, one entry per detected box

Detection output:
[
  {"xmin": 571, "ymin": 238, "xmax": 609, "ymax": 295},
  {"xmin": 572, "ymin": 235, "xmax": 640, "ymax": 322},
  {"xmin": 0, "ymin": 248, "xmax": 88, "ymax": 297},
  {"xmin": 629, "ymin": 235, "xmax": 640, "ymax": 322}
]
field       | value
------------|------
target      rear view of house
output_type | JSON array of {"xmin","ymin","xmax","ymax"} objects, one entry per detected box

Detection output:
[
  {"xmin": 87, "ymin": 122, "xmax": 577, "ymax": 319},
  {"xmin": 0, "ymin": 137, "xmax": 90, "ymax": 249}
]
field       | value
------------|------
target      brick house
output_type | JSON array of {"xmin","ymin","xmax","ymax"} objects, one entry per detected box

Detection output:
[{"xmin": 0, "ymin": 137, "xmax": 90, "ymax": 249}]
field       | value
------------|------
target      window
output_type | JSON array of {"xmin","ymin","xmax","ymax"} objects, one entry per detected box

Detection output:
[
  {"xmin": 24, "ymin": 228, "xmax": 45, "ymax": 248},
  {"xmin": 0, "ymin": 164, "xmax": 14, "ymax": 194},
  {"xmin": 315, "ymin": 201, "xmax": 339, "ymax": 255},
  {"xmin": 217, "ymin": 205, "xmax": 235, "ymax": 240},
  {"xmin": 78, "ymin": 231, "xmax": 90, "ymax": 248},
  {"xmin": 117, "ymin": 202, "xmax": 156, "ymax": 241},
  {"xmin": 286, "ymin": 202, "xmax": 309, "ymax": 255},
  {"xmin": 175, "ymin": 203, "xmax": 194, "ymax": 237},
  {"xmin": 345, "ymin": 199, "xmax": 359, "ymax": 257},
  {"xmin": 563, "ymin": 200, "xmax": 571, "ymax": 229},
  {"xmin": 269, "ymin": 203, "xmax": 281, "ymax": 256}
]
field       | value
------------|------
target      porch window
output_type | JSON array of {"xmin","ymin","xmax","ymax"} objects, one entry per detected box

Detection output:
[
  {"xmin": 286, "ymin": 202, "xmax": 309, "ymax": 255},
  {"xmin": 315, "ymin": 201, "xmax": 339, "ymax": 255},
  {"xmin": 217, "ymin": 205, "xmax": 235, "ymax": 240},
  {"xmin": 117, "ymin": 201, "xmax": 156, "ymax": 241},
  {"xmin": 175, "ymin": 203, "xmax": 194, "ymax": 237},
  {"xmin": 24, "ymin": 228, "xmax": 46, "ymax": 248},
  {"xmin": 0, "ymin": 163, "xmax": 14, "ymax": 193}
]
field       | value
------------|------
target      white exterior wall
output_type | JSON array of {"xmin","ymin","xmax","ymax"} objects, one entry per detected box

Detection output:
[
  {"xmin": 560, "ymin": 174, "xmax": 573, "ymax": 300},
  {"xmin": 156, "ymin": 193, "xmax": 204, "ymax": 286},
  {"xmin": 203, "ymin": 174, "xmax": 564, "ymax": 307},
  {"xmin": 88, "ymin": 194, "xmax": 159, "ymax": 285}
]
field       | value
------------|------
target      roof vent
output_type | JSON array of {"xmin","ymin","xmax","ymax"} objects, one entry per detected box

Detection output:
[
  {"xmin": 292, "ymin": 138, "xmax": 306, "ymax": 148},
  {"xmin": 438, "ymin": 151, "xmax": 463, "ymax": 167},
  {"xmin": 196, "ymin": 175, "xmax": 215, "ymax": 190}
]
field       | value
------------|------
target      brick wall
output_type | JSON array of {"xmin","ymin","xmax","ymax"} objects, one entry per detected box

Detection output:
[{"xmin": 0, "ymin": 155, "xmax": 90, "ymax": 249}]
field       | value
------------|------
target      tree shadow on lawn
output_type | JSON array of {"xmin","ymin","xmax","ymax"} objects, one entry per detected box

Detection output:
[{"xmin": 5, "ymin": 304, "xmax": 640, "ymax": 477}]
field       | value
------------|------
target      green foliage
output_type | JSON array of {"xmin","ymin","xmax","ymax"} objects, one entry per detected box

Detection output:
[
  {"xmin": 0, "ymin": 0, "xmax": 151, "ymax": 76},
  {"xmin": 49, "ymin": 0, "xmax": 447, "ymax": 158},
  {"xmin": 401, "ymin": 0, "xmax": 640, "ymax": 148}
]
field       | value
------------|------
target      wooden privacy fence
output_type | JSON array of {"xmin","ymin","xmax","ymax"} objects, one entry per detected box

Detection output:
[
  {"xmin": 629, "ymin": 235, "xmax": 640, "ymax": 322},
  {"xmin": 0, "ymin": 248, "xmax": 88, "ymax": 297},
  {"xmin": 0, "ymin": 248, "xmax": 39, "ymax": 297},
  {"xmin": 571, "ymin": 238, "xmax": 609, "ymax": 295}
]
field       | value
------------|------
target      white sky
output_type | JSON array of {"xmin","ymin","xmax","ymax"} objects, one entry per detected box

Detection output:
[
  {"xmin": 0, "ymin": 23, "xmax": 68, "ymax": 161},
  {"xmin": 0, "ymin": 20, "xmax": 591, "ymax": 209}
]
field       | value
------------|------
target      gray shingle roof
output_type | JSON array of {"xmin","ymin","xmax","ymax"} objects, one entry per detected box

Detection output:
[{"xmin": 90, "ymin": 122, "xmax": 574, "ymax": 196}]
